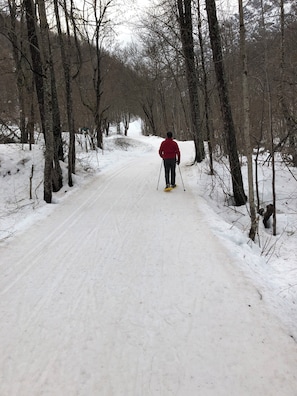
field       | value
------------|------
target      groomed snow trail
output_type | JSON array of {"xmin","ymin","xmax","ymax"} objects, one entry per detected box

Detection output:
[{"xmin": 1, "ymin": 151, "xmax": 297, "ymax": 396}]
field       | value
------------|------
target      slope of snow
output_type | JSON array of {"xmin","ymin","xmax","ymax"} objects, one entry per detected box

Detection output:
[{"xmin": 0, "ymin": 119, "xmax": 297, "ymax": 394}]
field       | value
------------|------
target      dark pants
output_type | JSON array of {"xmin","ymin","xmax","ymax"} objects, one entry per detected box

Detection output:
[{"xmin": 163, "ymin": 158, "xmax": 176, "ymax": 186}]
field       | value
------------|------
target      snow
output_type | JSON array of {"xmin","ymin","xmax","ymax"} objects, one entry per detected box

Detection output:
[{"xmin": 1, "ymin": 119, "xmax": 297, "ymax": 395}]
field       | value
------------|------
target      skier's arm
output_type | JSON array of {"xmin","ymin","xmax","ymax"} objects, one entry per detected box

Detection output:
[
  {"xmin": 159, "ymin": 143, "xmax": 164, "ymax": 158},
  {"xmin": 176, "ymin": 144, "xmax": 181, "ymax": 164}
]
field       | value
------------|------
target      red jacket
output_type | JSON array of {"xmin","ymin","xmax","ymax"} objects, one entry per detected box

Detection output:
[{"xmin": 159, "ymin": 138, "xmax": 181, "ymax": 161}]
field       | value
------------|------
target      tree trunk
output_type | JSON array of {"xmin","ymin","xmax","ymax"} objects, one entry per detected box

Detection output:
[
  {"xmin": 54, "ymin": 0, "xmax": 75, "ymax": 187},
  {"xmin": 68, "ymin": 0, "xmax": 76, "ymax": 182},
  {"xmin": 177, "ymin": 0, "xmax": 205, "ymax": 162},
  {"xmin": 27, "ymin": 76, "xmax": 35, "ymax": 150},
  {"xmin": 197, "ymin": 0, "xmax": 213, "ymax": 174},
  {"xmin": 260, "ymin": 0, "xmax": 276, "ymax": 235},
  {"xmin": 94, "ymin": 41, "xmax": 103, "ymax": 149},
  {"xmin": 205, "ymin": 0, "xmax": 247, "ymax": 206},
  {"xmin": 239, "ymin": 0, "xmax": 257, "ymax": 240},
  {"xmin": 24, "ymin": 0, "xmax": 54, "ymax": 202},
  {"xmin": 278, "ymin": 0, "xmax": 297, "ymax": 167},
  {"xmin": 48, "ymin": 40, "xmax": 63, "ymax": 192},
  {"xmin": 24, "ymin": 0, "xmax": 45, "ymax": 135},
  {"xmin": 142, "ymin": 101, "xmax": 157, "ymax": 135},
  {"xmin": 8, "ymin": 0, "xmax": 28, "ymax": 143},
  {"xmin": 36, "ymin": 0, "xmax": 55, "ymax": 203},
  {"xmin": 123, "ymin": 113, "xmax": 130, "ymax": 136}
]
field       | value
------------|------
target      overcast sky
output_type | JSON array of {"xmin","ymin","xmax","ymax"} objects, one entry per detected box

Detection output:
[
  {"xmin": 115, "ymin": 0, "xmax": 149, "ymax": 45},
  {"xmin": 115, "ymin": 0, "xmax": 239, "ymax": 46}
]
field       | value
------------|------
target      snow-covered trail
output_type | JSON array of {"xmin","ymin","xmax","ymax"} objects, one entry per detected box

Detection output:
[{"xmin": 0, "ymin": 151, "xmax": 297, "ymax": 396}]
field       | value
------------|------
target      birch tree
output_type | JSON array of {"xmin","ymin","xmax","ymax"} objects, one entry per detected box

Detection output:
[{"xmin": 239, "ymin": 0, "xmax": 257, "ymax": 240}]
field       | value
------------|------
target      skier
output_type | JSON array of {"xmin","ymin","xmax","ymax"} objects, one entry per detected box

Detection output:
[{"xmin": 159, "ymin": 131, "xmax": 181, "ymax": 190}]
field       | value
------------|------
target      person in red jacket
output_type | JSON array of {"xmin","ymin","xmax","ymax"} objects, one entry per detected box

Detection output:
[{"xmin": 159, "ymin": 131, "xmax": 181, "ymax": 189}]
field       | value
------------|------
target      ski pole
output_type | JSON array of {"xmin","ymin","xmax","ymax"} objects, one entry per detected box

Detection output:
[
  {"xmin": 156, "ymin": 160, "xmax": 163, "ymax": 190},
  {"xmin": 178, "ymin": 163, "xmax": 186, "ymax": 191}
]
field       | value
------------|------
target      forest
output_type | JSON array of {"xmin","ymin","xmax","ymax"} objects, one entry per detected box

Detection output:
[{"xmin": 0, "ymin": 0, "xmax": 296, "ymax": 240}]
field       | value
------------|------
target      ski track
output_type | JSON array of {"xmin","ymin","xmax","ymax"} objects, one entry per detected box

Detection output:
[{"xmin": 0, "ymin": 153, "xmax": 297, "ymax": 395}]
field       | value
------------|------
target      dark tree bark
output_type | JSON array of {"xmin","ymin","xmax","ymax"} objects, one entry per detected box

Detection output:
[
  {"xmin": 67, "ymin": 0, "xmax": 76, "ymax": 181},
  {"xmin": 205, "ymin": 0, "xmax": 247, "ymax": 206},
  {"xmin": 50, "ymin": 61, "xmax": 63, "ymax": 192},
  {"xmin": 177, "ymin": 0, "xmax": 205, "ymax": 162},
  {"xmin": 23, "ymin": 0, "xmax": 45, "ymax": 135},
  {"xmin": 24, "ymin": 0, "xmax": 55, "ymax": 203},
  {"xmin": 25, "ymin": 0, "xmax": 64, "ymax": 200},
  {"xmin": 27, "ymin": 79, "xmax": 35, "ymax": 149},
  {"xmin": 54, "ymin": 0, "xmax": 75, "ymax": 187},
  {"xmin": 279, "ymin": 0, "xmax": 297, "ymax": 167},
  {"xmin": 94, "ymin": 30, "xmax": 103, "ymax": 150},
  {"xmin": 7, "ymin": 0, "xmax": 27, "ymax": 143},
  {"xmin": 36, "ymin": 0, "xmax": 55, "ymax": 203},
  {"xmin": 197, "ymin": 0, "xmax": 213, "ymax": 174},
  {"xmin": 142, "ymin": 100, "xmax": 157, "ymax": 136}
]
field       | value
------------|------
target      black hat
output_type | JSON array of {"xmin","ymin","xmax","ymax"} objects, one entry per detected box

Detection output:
[{"xmin": 167, "ymin": 131, "xmax": 173, "ymax": 138}]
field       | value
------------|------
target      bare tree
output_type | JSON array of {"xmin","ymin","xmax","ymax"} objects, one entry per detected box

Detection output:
[
  {"xmin": 23, "ymin": 0, "xmax": 45, "ymax": 133},
  {"xmin": 132, "ymin": 4, "xmax": 192, "ymax": 138},
  {"xmin": 278, "ymin": 0, "xmax": 297, "ymax": 166},
  {"xmin": 36, "ymin": 0, "xmax": 57, "ymax": 202},
  {"xmin": 7, "ymin": 0, "xmax": 28, "ymax": 143},
  {"xmin": 54, "ymin": 0, "xmax": 76, "ymax": 186},
  {"xmin": 176, "ymin": 0, "xmax": 205, "ymax": 162},
  {"xmin": 24, "ymin": 0, "xmax": 52, "ymax": 202},
  {"xmin": 239, "ymin": 0, "xmax": 257, "ymax": 240},
  {"xmin": 197, "ymin": 0, "xmax": 213, "ymax": 174},
  {"xmin": 258, "ymin": 0, "xmax": 276, "ymax": 234},
  {"xmin": 77, "ymin": 0, "xmax": 116, "ymax": 149},
  {"xmin": 205, "ymin": 0, "xmax": 247, "ymax": 206},
  {"xmin": 24, "ymin": 0, "xmax": 62, "ymax": 202}
]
